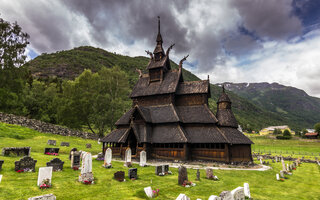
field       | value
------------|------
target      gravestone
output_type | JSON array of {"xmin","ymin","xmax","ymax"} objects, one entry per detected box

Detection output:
[
  {"xmin": 276, "ymin": 174, "xmax": 280, "ymax": 181},
  {"xmin": 86, "ymin": 143, "xmax": 92, "ymax": 148},
  {"xmin": 287, "ymin": 164, "xmax": 289, "ymax": 171},
  {"xmin": 219, "ymin": 191, "xmax": 232, "ymax": 200},
  {"xmin": 206, "ymin": 168, "xmax": 214, "ymax": 179},
  {"xmin": 71, "ymin": 151, "xmax": 81, "ymax": 169},
  {"xmin": 260, "ymin": 158, "xmax": 263, "ymax": 165},
  {"xmin": 69, "ymin": 148, "xmax": 77, "ymax": 160},
  {"xmin": 44, "ymin": 148, "xmax": 59, "ymax": 155},
  {"xmin": 231, "ymin": 187, "xmax": 245, "ymax": 200},
  {"xmin": 244, "ymin": 183, "xmax": 251, "ymax": 199},
  {"xmin": 128, "ymin": 168, "xmax": 138, "ymax": 179},
  {"xmin": 60, "ymin": 142, "xmax": 69, "ymax": 147},
  {"xmin": 208, "ymin": 195, "xmax": 221, "ymax": 200},
  {"xmin": 2, "ymin": 147, "xmax": 31, "ymax": 156},
  {"xmin": 46, "ymin": 158, "xmax": 64, "ymax": 171},
  {"xmin": 155, "ymin": 165, "xmax": 163, "ymax": 176},
  {"xmin": 28, "ymin": 194, "xmax": 56, "ymax": 200},
  {"xmin": 178, "ymin": 166, "xmax": 188, "ymax": 185},
  {"xmin": 15, "ymin": 156, "xmax": 37, "ymax": 172},
  {"xmin": 124, "ymin": 148, "xmax": 132, "ymax": 167},
  {"xmin": 0, "ymin": 175, "xmax": 2, "ymax": 183},
  {"xmin": 139, "ymin": 151, "xmax": 147, "ymax": 167},
  {"xmin": 37, "ymin": 167, "xmax": 53, "ymax": 186},
  {"xmin": 144, "ymin": 186, "xmax": 153, "ymax": 198},
  {"xmin": 272, "ymin": 159, "xmax": 275, "ymax": 163},
  {"xmin": 114, "ymin": 171, "xmax": 125, "ymax": 182},
  {"xmin": 196, "ymin": 169, "xmax": 200, "ymax": 180},
  {"xmin": 176, "ymin": 194, "xmax": 190, "ymax": 200},
  {"xmin": 280, "ymin": 170, "xmax": 285, "ymax": 178},
  {"xmin": 47, "ymin": 140, "xmax": 56, "ymax": 146},
  {"xmin": 103, "ymin": 148, "xmax": 112, "ymax": 168},
  {"xmin": 275, "ymin": 156, "xmax": 278, "ymax": 162},
  {"xmin": 0, "ymin": 160, "xmax": 4, "ymax": 171},
  {"xmin": 281, "ymin": 158, "xmax": 286, "ymax": 171},
  {"xmin": 163, "ymin": 164, "xmax": 169, "ymax": 173},
  {"xmin": 79, "ymin": 152, "xmax": 94, "ymax": 183}
]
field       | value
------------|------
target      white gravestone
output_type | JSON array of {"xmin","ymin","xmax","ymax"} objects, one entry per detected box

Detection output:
[
  {"xmin": 140, "ymin": 151, "xmax": 147, "ymax": 167},
  {"xmin": 244, "ymin": 183, "xmax": 251, "ymax": 198},
  {"xmin": 176, "ymin": 194, "xmax": 190, "ymax": 200},
  {"xmin": 281, "ymin": 158, "xmax": 286, "ymax": 171},
  {"xmin": 81, "ymin": 152, "xmax": 92, "ymax": 174},
  {"xmin": 208, "ymin": 195, "xmax": 221, "ymax": 200},
  {"xmin": 144, "ymin": 186, "xmax": 153, "ymax": 198},
  {"xmin": 37, "ymin": 167, "xmax": 53, "ymax": 186},
  {"xmin": 276, "ymin": 174, "xmax": 280, "ymax": 180},
  {"xmin": 124, "ymin": 148, "xmax": 132, "ymax": 166},
  {"xmin": 28, "ymin": 194, "xmax": 56, "ymax": 200},
  {"xmin": 104, "ymin": 148, "xmax": 112, "ymax": 168},
  {"xmin": 231, "ymin": 187, "xmax": 245, "ymax": 200},
  {"xmin": 219, "ymin": 191, "xmax": 232, "ymax": 200},
  {"xmin": 0, "ymin": 175, "xmax": 2, "ymax": 183},
  {"xmin": 287, "ymin": 164, "xmax": 289, "ymax": 171},
  {"xmin": 260, "ymin": 158, "xmax": 263, "ymax": 165},
  {"xmin": 275, "ymin": 156, "xmax": 278, "ymax": 162}
]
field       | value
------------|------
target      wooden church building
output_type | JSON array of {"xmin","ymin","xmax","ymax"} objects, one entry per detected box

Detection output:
[{"xmin": 101, "ymin": 18, "xmax": 253, "ymax": 163}]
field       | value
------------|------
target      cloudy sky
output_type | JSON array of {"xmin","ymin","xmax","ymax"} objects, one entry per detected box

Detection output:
[{"xmin": 1, "ymin": 0, "xmax": 320, "ymax": 97}]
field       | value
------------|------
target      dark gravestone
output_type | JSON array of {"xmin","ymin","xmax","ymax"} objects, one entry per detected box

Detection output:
[
  {"xmin": 14, "ymin": 156, "xmax": 37, "ymax": 172},
  {"xmin": 163, "ymin": 165, "xmax": 169, "ymax": 173},
  {"xmin": 0, "ymin": 160, "xmax": 4, "ymax": 171},
  {"xmin": 60, "ymin": 142, "xmax": 70, "ymax": 147},
  {"xmin": 2, "ymin": 147, "xmax": 31, "ymax": 156},
  {"xmin": 44, "ymin": 148, "xmax": 59, "ymax": 155},
  {"xmin": 46, "ymin": 158, "xmax": 64, "ymax": 171},
  {"xmin": 155, "ymin": 165, "xmax": 163, "ymax": 175},
  {"xmin": 178, "ymin": 166, "xmax": 188, "ymax": 185},
  {"xmin": 47, "ymin": 140, "xmax": 56, "ymax": 146},
  {"xmin": 196, "ymin": 169, "xmax": 200, "ymax": 180},
  {"xmin": 128, "ymin": 168, "xmax": 138, "ymax": 179},
  {"xmin": 69, "ymin": 148, "xmax": 78, "ymax": 160},
  {"xmin": 206, "ymin": 168, "xmax": 214, "ymax": 179},
  {"xmin": 71, "ymin": 151, "xmax": 81, "ymax": 168},
  {"xmin": 86, "ymin": 143, "xmax": 92, "ymax": 148},
  {"xmin": 114, "ymin": 171, "xmax": 125, "ymax": 182}
]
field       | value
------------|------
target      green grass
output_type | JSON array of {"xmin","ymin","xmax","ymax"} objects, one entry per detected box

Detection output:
[{"xmin": 0, "ymin": 123, "xmax": 320, "ymax": 200}]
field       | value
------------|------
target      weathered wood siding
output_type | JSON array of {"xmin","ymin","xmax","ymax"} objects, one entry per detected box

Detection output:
[
  {"xmin": 151, "ymin": 148, "xmax": 185, "ymax": 160},
  {"xmin": 132, "ymin": 94, "xmax": 174, "ymax": 106},
  {"xmin": 175, "ymin": 94, "xmax": 208, "ymax": 106},
  {"xmin": 229, "ymin": 144, "xmax": 252, "ymax": 162}
]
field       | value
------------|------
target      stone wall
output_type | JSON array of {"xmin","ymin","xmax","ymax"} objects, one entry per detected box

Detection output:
[{"xmin": 0, "ymin": 112, "xmax": 99, "ymax": 140}]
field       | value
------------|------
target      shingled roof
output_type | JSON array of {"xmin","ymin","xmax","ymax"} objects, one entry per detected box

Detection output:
[
  {"xmin": 152, "ymin": 124, "xmax": 187, "ymax": 143},
  {"xmin": 216, "ymin": 109, "xmax": 238, "ymax": 128},
  {"xmin": 100, "ymin": 128, "xmax": 128, "ymax": 143},
  {"xmin": 176, "ymin": 105, "xmax": 218, "ymax": 124},
  {"xmin": 147, "ymin": 56, "xmax": 168, "ymax": 70},
  {"xmin": 176, "ymin": 80, "xmax": 209, "ymax": 95},
  {"xmin": 219, "ymin": 127, "xmax": 254, "ymax": 144},
  {"xmin": 184, "ymin": 125, "xmax": 228, "ymax": 143},
  {"xmin": 130, "ymin": 70, "xmax": 180, "ymax": 98}
]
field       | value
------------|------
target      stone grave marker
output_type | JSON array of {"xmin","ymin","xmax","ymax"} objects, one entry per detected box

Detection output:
[
  {"xmin": 79, "ymin": 152, "xmax": 94, "ymax": 183},
  {"xmin": 176, "ymin": 194, "xmax": 190, "ymax": 200},
  {"xmin": 0, "ymin": 160, "xmax": 3, "ymax": 171},
  {"xmin": 47, "ymin": 140, "xmax": 56, "ymax": 146},
  {"xmin": 208, "ymin": 195, "xmax": 221, "ymax": 200},
  {"xmin": 86, "ymin": 143, "xmax": 92, "ymax": 148},
  {"xmin": 46, "ymin": 158, "xmax": 64, "ymax": 171},
  {"xmin": 164, "ymin": 164, "xmax": 169, "ymax": 173},
  {"xmin": 69, "ymin": 148, "xmax": 77, "ymax": 160},
  {"xmin": 128, "ymin": 168, "xmax": 138, "ymax": 179},
  {"xmin": 276, "ymin": 174, "xmax": 280, "ymax": 181},
  {"xmin": 124, "ymin": 148, "xmax": 132, "ymax": 167},
  {"xmin": 60, "ymin": 142, "xmax": 69, "ymax": 147},
  {"xmin": 103, "ymin": 148, "xmax": 112, "ymax": 168},
  {"xmin": 2, "ymin": 147, "xmax": 31, "ymax": 156},
  {"xmin": 281, "ymin": 158, "xmax": 286, "ymax": 171},
  {"xmin": 196, "ymin": 169, "xmax": 200, "ymax": 180},
  {"xmin": 280, "ymin": 170, "xmax": 285, "ymax": 178},
  {"xmin": 0, "ymin": 174, "xmax": 2, "ymax": 183},
  {"xmin": 219, "ymin": 191, "xmax": 232, "ymax": 200},
  {"xmin": 206, "ymin": 168, "xmax": 214, "ymax": 179},
  {"xmin": 37, "ymin": 167, "xmax": 53, "ymax": 186},
  {"xmin": 144, "ymin": 186, "xmax": 153, "ymax": 198},
  {"xmin": 287, "ymin": 163, "xmax": 289, "ymax": 171},
  {"xmin": 139, "ymin": 151, "xmax": 147, "ymax": 167},
  {"xmin": 260, "ymin": 158, "xmax": 263, "ymax": 165},
  {"xmin": 44, "ymin": 148, "xmax": 59, "ymax": 155},
  {"xmin": 244, "ymin": 183, "xmax": 251, "ymax": 199},
  {"xmin": 231, "ymin": 187, "xmax": 245, "ymax": 200},
  {"xmin": 272, "ymin": 159, "xmax": 275, "ymax": 163},
  {"xmin": 28, "ymin": 194, "xmax": 56, "ymax": 200},
  {"xmin": 114, "ymin": 171, "xmax": 125, "ymax": 182},
  {"xmin": 71, "ymin": 151, "xmax": 81, "ymax": 169},
  {"xmin": 15, "ymin": 156, "xmax": 37, "ymax": 172},
  {"xmin": 155, "ymin": 165, "xmax": 163, "ymax": 176},
  {"xmin": 275, "ymin": 156, "xmax": 278, "ymax": 162},
  {"xmin": 178, "ymin": 166, "xmax": 188, "ymax": 185}
]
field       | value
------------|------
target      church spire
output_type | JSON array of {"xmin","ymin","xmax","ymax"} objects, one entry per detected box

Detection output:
[
  {"xmin": 153, "ymin": 16, "xmax": 165, "ymax": 60},
  {"xmin": 156, "ymin": 16, "xmax": 163, "ymax": 44}
]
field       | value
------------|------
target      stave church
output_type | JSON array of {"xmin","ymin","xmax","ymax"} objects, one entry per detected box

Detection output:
[{"xmin": 101, "ymin": 17, "xmax": 253, "ymax": 163}]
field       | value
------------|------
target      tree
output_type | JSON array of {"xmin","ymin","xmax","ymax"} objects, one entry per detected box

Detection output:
[
  {"xmin": 273, "ymin": 128, "xmax": 282, "ymax": 135},
  {"xmin": 301, "ymin": 129, "xmax": 308, "ymax": 137},
  {"xmin": 283, "ymin": 129, "xmax": 291, "ymax": 137},
  {"xmin": 314, "ymin": 122, "xmax": 320, "ymax": 134}
]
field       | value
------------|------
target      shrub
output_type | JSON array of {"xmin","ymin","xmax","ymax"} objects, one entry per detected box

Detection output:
[
  {"xmin": 283, "ymin": 129, "xmax": 291, "ymax": 137},
  {"xmin": 276, "ymin": 135, "xmax": 291, "ymax": 140}
]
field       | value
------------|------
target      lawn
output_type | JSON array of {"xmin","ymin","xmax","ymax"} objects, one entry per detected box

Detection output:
[{"xmin": 0, "ymin": 123, "xmax": 320, "ymax": 200}]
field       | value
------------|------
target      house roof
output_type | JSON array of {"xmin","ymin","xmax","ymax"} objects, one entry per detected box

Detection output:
[
  {"xmin": 219, "ymin": 127, "xmax": 254, "ymax": 144},
  {"xmin": 130, "ymin": 70, "xmax": 180, "ymax": 98},
  {"xmin": 151, "ymin": 124, "xmax": 188, "ymax": 143},
  {"xmin": 176, "ymin": 80, "xmax": 209, "ymax": 95},
  {"xmin": 305, "ymin": 132, "xmax": 319, "ymax": 136},
  {"xmin": 216, "ymin": 109, "xmax": 238, "ymax": 128},
  {"xmin": 100, "ymin": 128, "xmax": 128, "ymax": 143},
  {"xmin": 176, "ymin": 105, "xmax": 218, "ymax": 124},
  {"xmin": 183, "ymin": 125, "xmax": 228, "ymax": 143}
]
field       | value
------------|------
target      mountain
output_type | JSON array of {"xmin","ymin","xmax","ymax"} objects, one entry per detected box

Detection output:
[
  {"xmin": 221, "ymin": 82, "xmax": 320, "ymax": 130},
  {"xmin": 24, "ymin": 46, "xmax": 302, "ymax": 131}
]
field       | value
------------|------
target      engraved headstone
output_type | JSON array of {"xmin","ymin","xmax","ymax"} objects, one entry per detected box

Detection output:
[
  {"xmin": 178, "ymin": 166, "xmax": 188, "ymax": 185},
  {"xmin": 144, "ymin": 186, "xmax": 153, "ymax": 198},
  {"xmin": 71, "ymin": 151, "xmax": 81, "ymax": 168},
  {"xmin": 260, "ymin": 158, "xmax": 263, "ymax": 164},
  {"xmin": 15, "ymin": 156, "xmax": 37, "ymax": 172},
  {"xmin": 124, "ymin": 148, "xmax": 132, "ymax": 167},
  {"xmin": 281, "ymin": 158, "xmax": 286, "ymax": 171},
  {"xmin": 46, "ymin": 158, "xmax": 64, "ymax": 171},
  {"xmin": 139, "ymin": 151, "xmax": 147, "ymax": 167},
  {"xmin": 208, "ymin": 195, "xmax": 221, "ymax": 200},
  {"xmin": 244, "ymin": 183, "xmax": 251, "ymax": 199},
  {"xmin": 287, "ymin": 163, "xmax": 289, "ymax": 171},
  {"xmin": 276, "ymin": 173, "xmax": 280, "ymax": 181},
  {"xmin": 231, "ymin": 187, "xmax": 245, "ymax": 200},
  {"xmin": 275, "ymin": 156, "xmax": 278, "ymax": 162},
  {"xmin": 0, "ymin": 160, "xmax": 4, "ymax": 171},
  {"xmin": 44, "ymin": 148, "xmax": 59, "ymax": 155},
  {"xmin": 103, "ymin": 148, "xmax": 112, "ymax": 168},
  {"xmin": 114, "ymin": 171, "xmax": 125, "ymax": 182},
  {"xmin": 28, "ymin": 194, "xmax": 56, "ymax": 200},
  {"xmin": 219, "ymin": 191, "xmax": 232, "ymax": 200},
  {"xmin": 128, "ymin": 168, "xmax": 138, "ymax": 179},
  {"xmin": 2, "ymin": 147, "xmax": 31, "ymax": 156},
  {"xmin": 176, "ymin": 194, "xmax": 190, "ymax": 200},
  {"xmin": 86, "ymin": 143, "xmax": 92, "ymax": 148},
  {"xmin": 69, "ymin": 148, "xmax": 77, "ymax": 160},
  {"xmin": 37, "ymin": 167, "xmax": 53, "ymax": 186},
  {"xmin": 196, "ymin": 169, "xmax": 200, "ymax": 180},
  {"xmin": 79, "ymin": 152, "xmax": 93, "ymax": 182},
  {"xmin": 0, "ymin": 175, "xmax": 2, "ymax": 183},
  {"xmin": 206, "ymin": 168, "xmax": 214, "ymax": 179},
  {"xmin": 47, "ymin": 140, "xmax": 56, "ymax": 146},
  {"xmin": 163, "ymin": 164, "xmax": 169, "ymax": 173},
  {"xmin": 60, "ymin": 142, "xmax": 70, "ymax": 147},
  {"xmin": 155, "ymin": 165, "xmax": 163, "ymax": 176}
]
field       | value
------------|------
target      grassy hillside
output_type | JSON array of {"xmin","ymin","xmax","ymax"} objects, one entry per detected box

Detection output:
[{"xmin": 1, "ymin": 123, "xmax": 320, "ymax": 199}]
